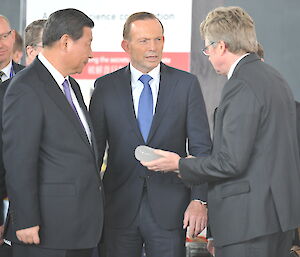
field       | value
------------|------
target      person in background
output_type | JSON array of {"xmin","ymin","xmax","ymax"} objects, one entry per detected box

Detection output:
[
  {"xmin": 24, "ymin": 19, "xmax": 46, "ymax": 66},
  {"xmin": 90, "ymin": 11, "xmax": 211, "ymax": 257},
  {"xmin": 0, "ymin": 15, "xmax": 24, "ymax": 257},
  {"xmin": 256, "ymin": 41, "xmax": 264, "ymax": 61},
  {"xmin": 0, "ymin": 15, "xmax": 24, "ymax": 83},
  {"xmin": 12, "ymin": 31, "xmax": 23, "ymax": 64},
  {"xmin": 2, "ymin": 8, "xmax": 104, "ymax": 257},
  {"xmin": 142, "ymin": 6, "xmax": 300, "ymax": 257}
]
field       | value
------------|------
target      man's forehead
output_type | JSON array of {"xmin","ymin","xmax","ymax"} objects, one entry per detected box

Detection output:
[{"xmin": 0, "ymin": 17, "xmax": 11, "ymax": 31}]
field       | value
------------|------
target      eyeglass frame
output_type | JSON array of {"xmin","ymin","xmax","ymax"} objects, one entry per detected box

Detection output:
[
  {"xmin": 202, "ymin": 41, "xmax": 217, "ymax": 56},
  {"xmin": 0, "ymin": 30, "xmax": 12, "ymax": 41}
]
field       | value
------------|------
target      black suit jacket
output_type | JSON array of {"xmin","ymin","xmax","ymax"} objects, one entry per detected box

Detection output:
[
  {"xmin": 180, "ymin": 54, "xmax": 300, "ymax": 247},
  {"xmin": 12, "ymin": 61, "xmax": 25, "ymax": 74},
  {"xmin": 2, "ymin": 58, "xmax": 104, "ymax": 249},
  {"xmin": 0, "ymin": 62, "xmax": 24, "ymax": 225},
  {"xmin": 90, "ymin": 63, "xmax": 211, "ymax": 230}
]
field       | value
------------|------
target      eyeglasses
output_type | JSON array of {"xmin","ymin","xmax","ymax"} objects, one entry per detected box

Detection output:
[
  {"xmin": 0, "ymin": 31, "xmax": 12, "ymax": 41},
  {"xmin": 32, "ymin": 43, "xmax": 43, "ymax": 48},
  {"xmin": 202, "ymin": 41, "xmax": 216, "ymax": 56}
]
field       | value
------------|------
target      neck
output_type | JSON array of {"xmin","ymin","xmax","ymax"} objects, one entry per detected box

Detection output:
[
  {"xmin": 0, "ymin": 59, "xmax": 11, "ymax": 70},
  {"xmin": 224, "ymin": 52, "xmax": 247, "ymax": 75},
  {"xmin": 42, "ymin": 48, "xmax": 68, "ymax": 77}
]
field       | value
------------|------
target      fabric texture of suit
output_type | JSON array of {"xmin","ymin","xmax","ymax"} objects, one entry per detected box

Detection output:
[
  {"xmin": 90, "ymin": 63, "xmax": 211, "ymax": 231},
  {"xmin": 296, "ymin": 101, "xmax": 300, "ymax": 150},
  {"xmin": 0, "ymin": 62, "xmax": 24, "ymax": 225},
  {"xmin": 2, "ymin": 58, "xmax": 104, "ymax": 249},
  {"xmin": 11, "ymin": 61, "xmax": 24, "ymax": 74},
  {"xmin": 179, "ymin": 53, "xmax": 300, "ymax": 247}
]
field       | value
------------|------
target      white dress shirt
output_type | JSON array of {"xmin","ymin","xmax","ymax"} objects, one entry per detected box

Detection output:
[
  {"xmin": 130, "ymin": 64, "xmax": 160, "ymax": 116},
  {"xmin": 1, "ymin": 61, "xmax": 13, "ymax": 82},
  {"xmin": 227, "ymin": 53, "xmax": 250, "ymax": 80},
  {"xmin": 38, "ymin": 53, "xmax": 92, "ymax": 144}
]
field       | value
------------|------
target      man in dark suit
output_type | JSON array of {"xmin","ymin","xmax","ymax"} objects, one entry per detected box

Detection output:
[
  {"xmin": 0, "ymin": 15, "xmax": 24, "ymax": 82},
  {"xmin": 90, "ymin": 12, "xmax": 211, "ymax": 257},
  {"xmin": 142, "ymin": 6, "xmax": 300, "ymax": 257},
  {"xmin": 2, "ymin": 8, "xmax": 104, "ymax": 257},
  {"xmin": 0, "ymin": 15, "xmax": 24, "ymax": 255}
]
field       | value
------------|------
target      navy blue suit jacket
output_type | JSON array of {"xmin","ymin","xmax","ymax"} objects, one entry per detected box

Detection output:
[{"xmin": 90, "ymin": 63, "xmax": 211, "ymax": 230}]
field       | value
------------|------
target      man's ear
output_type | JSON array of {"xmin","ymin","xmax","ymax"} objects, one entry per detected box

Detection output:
[
  {"xmin": 59, "ymin": 34, "xmax": 71, "ymax": 51},
  {"xmin": 11, "ymin": 29, "xmax": 16, "ymax": 42},
  {"xmin": 121, "ymin": 39, "xmax": 129, "ymax": 52},
  {"xmin": 219, "ymin": 40, "xmax": 227, "ymax": 55}
]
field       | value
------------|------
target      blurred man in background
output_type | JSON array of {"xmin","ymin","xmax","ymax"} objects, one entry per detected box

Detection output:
[
  {"xmin": 24, "ymin": 19, "xmax": 46, "ymax": 66},
  {"xmin": 12, "ymin": 31, "xmax": 23, "ymax": 64}
]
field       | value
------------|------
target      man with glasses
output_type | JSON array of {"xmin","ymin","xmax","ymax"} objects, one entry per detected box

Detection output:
[
  {"xmin": 142, "ymin": 6, "xmax": 300, "ymax": 257},
  {"xmin": 0, "ymin": 16, "xmax": 24, "ymax": 83},
  {"xmin": 0, "ymin": 15, "xmax": 24, "ymax": 257},
  {"xmin": 24, "ymin": 19, "xmax": 47, "ymax": 66}
]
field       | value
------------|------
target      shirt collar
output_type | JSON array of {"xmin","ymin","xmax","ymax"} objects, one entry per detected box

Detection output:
[
  {"xmin": 227, "ymin": 53, "xmax": 250, "ymax": 80},
  {"xmin": 130, "ymin": 63, "xmax": 160, "ymax": 89},
  {"xmin": 38, "ymin": 52, "xmax": 69, "ymax": 87},
  {"xmin": 1, "ymin": 60, "xmax": 13, "ymax": 79}
]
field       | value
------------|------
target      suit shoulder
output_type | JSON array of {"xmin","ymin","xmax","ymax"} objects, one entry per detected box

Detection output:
[
  {"xmin": 6, "ymin": 66, "xmax": 38, "ymax": 94},
  {"xmin": 95, "ymin": 66, "xmax": 128, "ymax": 84},
  {"xmin": 161, "ymin": 63, "xmax": 198, "ymax": 80}
]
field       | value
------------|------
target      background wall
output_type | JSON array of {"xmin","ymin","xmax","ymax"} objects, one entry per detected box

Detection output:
[
  {"xmin": 191, "ymin": 0, "xmax": 300, "ymax": 130},
  {"xmin": 2, "ymin": 0, "xmax": 300, "ymax": 130}
]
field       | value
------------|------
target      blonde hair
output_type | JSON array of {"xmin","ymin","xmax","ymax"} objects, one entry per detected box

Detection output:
[{"xmin": 200, "ymin": 6, "xmax": 258, "ymax": 54}]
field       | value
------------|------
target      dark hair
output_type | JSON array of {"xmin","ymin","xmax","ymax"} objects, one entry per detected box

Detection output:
[
  {"xmin": 43, "ymin": 8, "xmax": 94, "ymax": 47},
  {"xmin": 25, "ymin": 19, "xmax": 47, "ymax": 48},
  {"xmin": 123, "ymin": 12, "xmax": 164, "ymax": 40}
]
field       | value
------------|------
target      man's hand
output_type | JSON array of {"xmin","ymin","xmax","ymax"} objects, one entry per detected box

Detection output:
[
  {"xmin": 0, "ymin": 225, "xmax": 4, "ymax": 245},
  {"xmin": 16, "ymin": 226, "xmax": 40, "ymax": 244},
  {"xmin": 184, "ymin": 200, "xmax": 207, "ymax": 238},
  {"xmin": 141, "ymin": 149, "xmax": 180, "ymax": 172}
]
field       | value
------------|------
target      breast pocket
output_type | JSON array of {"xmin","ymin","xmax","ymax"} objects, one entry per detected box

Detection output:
[{"xmin": 221, "ymin": 181, "xmax": 250, "ymax": 198}]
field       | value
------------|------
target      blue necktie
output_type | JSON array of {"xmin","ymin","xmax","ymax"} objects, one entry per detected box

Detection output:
[{"xmin": 138, "ymin": 74, "xmax": 153, "ymax": 142}]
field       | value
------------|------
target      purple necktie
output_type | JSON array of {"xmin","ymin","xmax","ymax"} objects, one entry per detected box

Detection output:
[{"xmin": 62, "ymin": 79, "xmax": 82, "ymax": 123}]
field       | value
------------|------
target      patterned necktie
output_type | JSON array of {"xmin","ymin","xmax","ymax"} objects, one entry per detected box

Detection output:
[
  {"xmin": 138, "ymin": 74, "xmax": 153, "ymax": 142},
  {"xmin": 0, "ymin": 71, "xmax": 4, "ymax": 84}
]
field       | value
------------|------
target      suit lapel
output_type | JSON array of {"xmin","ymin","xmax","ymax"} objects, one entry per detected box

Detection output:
[
  {"xmin": 114, "ymin": 66, "xmax": 144, "ymax": 142},
  {"xmin": 12, "ymin": 61, "xmax": 25, "ymax": 74},
  {"xmin": 69, "ymin": 77, "xmax": 99, "ymax": 158},
  {"xmin": 34, "ymin": 59, "xmax": 93, "ymax": 152},
  {"xmin": 147, "ymin": 64, "xmax": 176, "ymax": 143}
]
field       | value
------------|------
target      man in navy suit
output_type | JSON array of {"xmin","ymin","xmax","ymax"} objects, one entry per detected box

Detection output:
[
  {"xmin": 3, "ymin": 9, "xmax": 104, "ymax": 257},
  {"xmin": 90, "ymin": 12, "xmax": 211, "ymax": 257}
]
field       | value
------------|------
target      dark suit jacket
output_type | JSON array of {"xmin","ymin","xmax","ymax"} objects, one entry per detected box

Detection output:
[
  {"xmin": 180, "ymin": 54, "xmax": 300, "ymax": 247},
  {"xmin": 90, "ymin": 63, "xmax": 211, "ymax": 230},
  {"xmin": 0, "ymin": 62, "xmax": 24, "ymax": 225},
  {"xmin": 2, "ymin": 58, "xmax": 104, "ymax": 249},
  {"xmin": 12, "ymin": 61, "xmax": 25, "ymax": 74}
]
